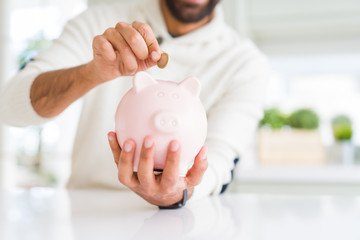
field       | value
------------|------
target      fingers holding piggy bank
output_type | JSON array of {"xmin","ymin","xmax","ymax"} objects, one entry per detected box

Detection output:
[
  {"xmin": 107, "ymin": 131, "xmax": 208, "ymax": 206},
  {"xmin": 115, "ymin": 71, "xmax": 208, "ymax": 176}
]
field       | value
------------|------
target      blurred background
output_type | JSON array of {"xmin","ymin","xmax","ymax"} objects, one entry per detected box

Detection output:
[{"xmin": 0, "ymin": 0, "xmax": 359, "ymax": 190}]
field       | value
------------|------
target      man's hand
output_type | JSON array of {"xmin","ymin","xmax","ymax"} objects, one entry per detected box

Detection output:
[
  {"xmin": 30, "ymin": 21, "xmax": 162, "ymax": 118},
  {"xmin": 90, "ymin": 21, "xmax": 162, "ymax": 83},
  {"xmin": 107, "ymin": 132, "xmax": 208, "ymax": 206}
]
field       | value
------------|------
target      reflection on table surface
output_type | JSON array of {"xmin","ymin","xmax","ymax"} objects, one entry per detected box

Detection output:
[{"xmin": 0, "ymin": 188, "xmax": 360, "ymax": 240}]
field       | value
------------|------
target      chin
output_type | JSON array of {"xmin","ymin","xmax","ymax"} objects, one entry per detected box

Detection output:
[{"xmin": 165, "ymin": 0, "xmax": 219, "ymax": 23}]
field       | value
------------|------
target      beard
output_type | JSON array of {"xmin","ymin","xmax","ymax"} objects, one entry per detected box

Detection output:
[{"xmin": 164, "ymin": 0, "xmax": 220, "ymax": 23}]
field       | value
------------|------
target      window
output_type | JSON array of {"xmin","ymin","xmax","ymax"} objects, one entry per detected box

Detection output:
[{"xmin": 1, "ymin": 0, "xmax": 87, "ymax": 188}]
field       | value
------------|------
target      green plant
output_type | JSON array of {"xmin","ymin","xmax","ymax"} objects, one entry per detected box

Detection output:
[
  {"xmin": 259, "ymin": 108, "xmax": 286, "ymax": 129},
  {"xmin": 332, "ymin": 115, "xmax": 352, "ymax": 141},
  {"xmin": 18, "ymin": 34, "xmax": 51, "ymax": 70},
  {"xmin": 287, "ymin": 109, "xmax": 319, "ymax": 130}
]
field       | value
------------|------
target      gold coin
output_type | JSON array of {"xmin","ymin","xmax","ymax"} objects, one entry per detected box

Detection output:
[{"xmin": 157, "ymin": 52, "xmax": 169, "ymax": 69}]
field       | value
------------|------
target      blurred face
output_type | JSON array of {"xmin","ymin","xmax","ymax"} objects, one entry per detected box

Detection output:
[{"xmin": 164, "ymin": 0, "xmax": 220, "ymax": 23}]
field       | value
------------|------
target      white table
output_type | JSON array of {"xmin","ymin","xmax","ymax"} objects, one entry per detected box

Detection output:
[{"xmin": 0, "ymin": 188, "xmax": 360, "ymax": 240}]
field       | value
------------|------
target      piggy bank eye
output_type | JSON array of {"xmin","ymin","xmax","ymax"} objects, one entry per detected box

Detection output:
[
  {"xmin": 157, "ymin": 92, "xmax": 165, "ymax": 97},
  {"xmin": 172, "ymin": 120, "xmax": 178, "ymax": 127},
  {"xmin": 172, "ymin": 93, "xmax": 179, "ymax": 99}
]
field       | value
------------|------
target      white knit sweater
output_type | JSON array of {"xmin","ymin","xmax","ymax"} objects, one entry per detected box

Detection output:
[{"xmin": 0, "ymin": 0, "xmax": 269, "ymax": 200}]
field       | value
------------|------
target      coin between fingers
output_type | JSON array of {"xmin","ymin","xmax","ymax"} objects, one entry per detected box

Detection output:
[{"xmin": 157, "ymin": 52, "xmax": 169, "ymax": 69}]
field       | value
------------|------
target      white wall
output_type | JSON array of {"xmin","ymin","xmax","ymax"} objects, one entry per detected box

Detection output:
[
  {"xmin": 0, "ymin": 0, "xmax": 11, "ymax": 87},
  {"xmin": 246, "ymin": 0, "xmax": 360, "ymax": 55},
  {"xmin": 222, "ymin": 0, "xmax": 249, "ymax": 37},
  {"xmin": 0, "ymin": 0, "xmax": 87, "ymax": 188},
  {"xmin": 0, "ymin": 0, "xmax": 11, "ymax": 187}
]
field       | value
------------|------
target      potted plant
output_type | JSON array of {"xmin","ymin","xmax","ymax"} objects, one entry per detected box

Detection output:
[
  {"xmin": 286, "ymin": 109, "xmax": 319, "ymax": 130},
  {"xmin": 330, "ymin": 115, "xmax": 354, "ymax": 165},
  {"xmin": 258, "ymin": 108, "xmax": 326, "ymax": 166},
  {"xmin": 259, "ymin": 108, "xmax": 287, "ymax": 129}
]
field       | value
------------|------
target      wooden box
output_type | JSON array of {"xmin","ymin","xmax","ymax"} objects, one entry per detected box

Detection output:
[{"xmin": 258, "ymin": 128, "xmax": 326, "ymax": 166}]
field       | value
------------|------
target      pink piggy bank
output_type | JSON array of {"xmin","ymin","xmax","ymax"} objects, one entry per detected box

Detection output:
[{"xmin": 115, "ymin": 71, "xmax": 207, "ymax": 176}]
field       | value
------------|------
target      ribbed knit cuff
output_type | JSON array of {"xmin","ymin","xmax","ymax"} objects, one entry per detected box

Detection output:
[
  {"xmin": 190, "ymin": 165, "xmax": 217, "ymax": 201},
  {"xmin": 188, "ymin": 143, "xmax": 237, "ymax": 202}
]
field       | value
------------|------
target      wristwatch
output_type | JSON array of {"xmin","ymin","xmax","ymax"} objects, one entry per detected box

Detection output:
[{"xmin": 158, "ymin": 189, "xmax": 188, "ymax": 209}]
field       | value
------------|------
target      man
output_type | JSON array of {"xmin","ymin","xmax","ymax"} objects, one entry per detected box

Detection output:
[{"xmin": 0, "ymin": 0, "xmax": 269, "ymax": 207}]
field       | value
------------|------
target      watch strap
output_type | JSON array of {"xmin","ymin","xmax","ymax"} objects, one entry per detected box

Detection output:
[{"xmin": 158, "ymin": 189, "xmax": 187, "ymax": 209}]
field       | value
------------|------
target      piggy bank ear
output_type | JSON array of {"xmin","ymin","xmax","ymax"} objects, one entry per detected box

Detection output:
[
  {"xmin": 133, "ymin": 71, "xmax": 158, "ymax": 93},
  {"xmin": 179, "ymin": 76, "xmax": 200, "ymax": 97}
]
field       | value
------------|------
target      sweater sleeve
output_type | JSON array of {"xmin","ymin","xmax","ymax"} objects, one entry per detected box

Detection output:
[
  {"xmin": 191, "ymin": 53, "xmax": 270, "ymax": 200},
  {"xmin": 0, "ymin": 9, "xmax": 95, "ymax": 127}
]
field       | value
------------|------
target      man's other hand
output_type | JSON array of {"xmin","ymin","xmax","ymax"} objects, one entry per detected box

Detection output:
[{"xmin": 107, "ymin": 132, "xmax": 208, "ymax": 206}]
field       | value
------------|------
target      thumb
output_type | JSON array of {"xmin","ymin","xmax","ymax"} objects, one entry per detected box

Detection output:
[
  {"xmin": 108, "ymin": 131, "xmax": 122, "ymax": 165},
  {"xmin": 186, "ymin": 146, "xmax": 208, "ymax": 187}
]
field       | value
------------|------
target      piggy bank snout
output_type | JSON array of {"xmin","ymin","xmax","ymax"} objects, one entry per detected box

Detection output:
[{"xmin": 154, "ymin": 111, "xmax": 180, "ymax": 133}]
